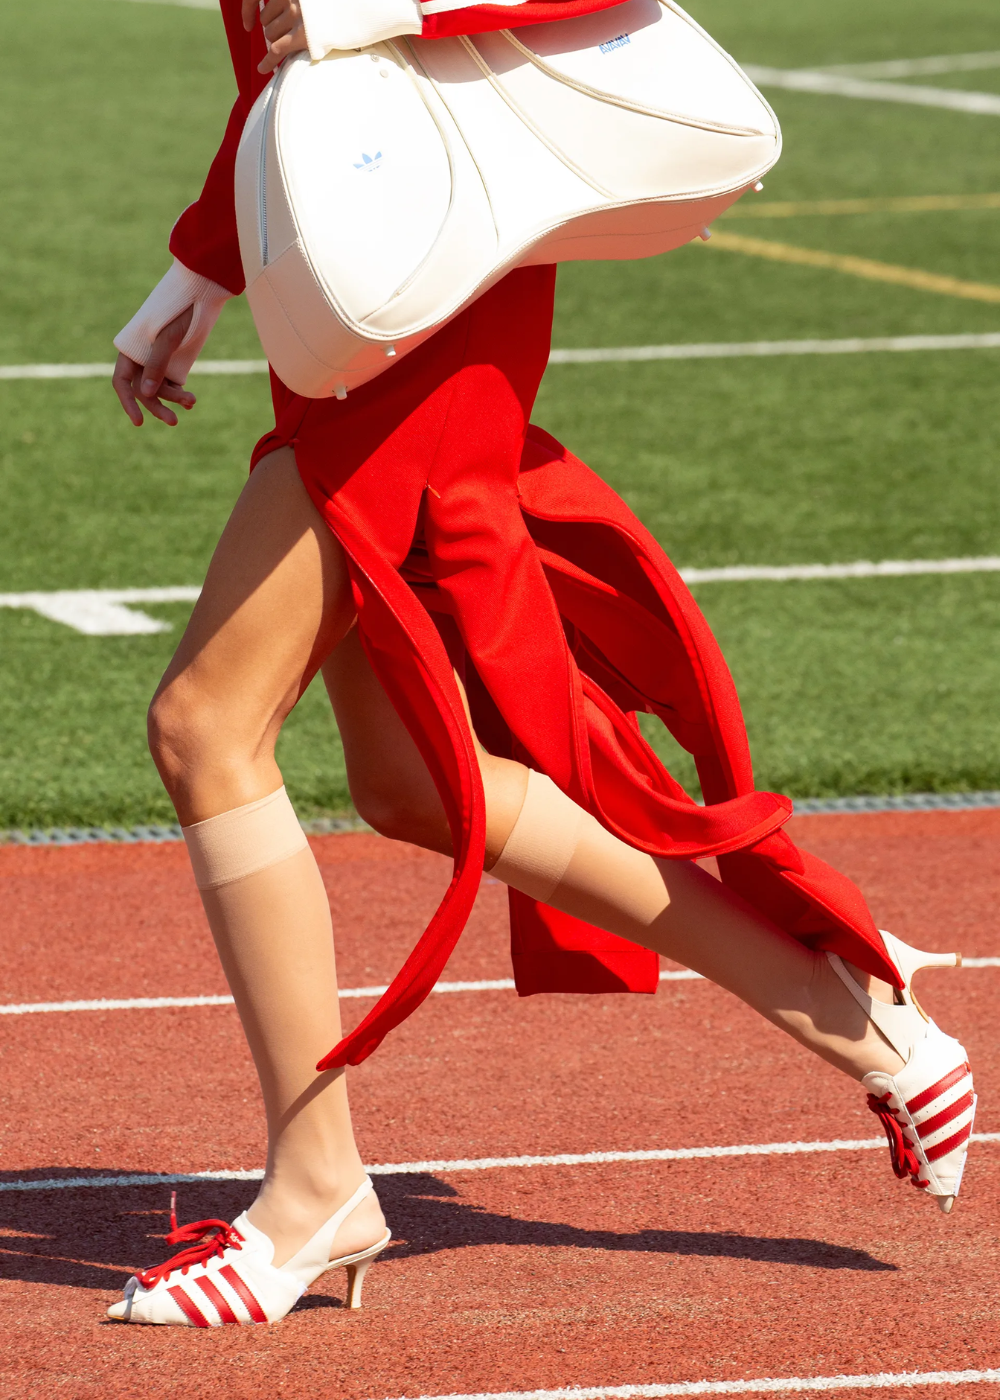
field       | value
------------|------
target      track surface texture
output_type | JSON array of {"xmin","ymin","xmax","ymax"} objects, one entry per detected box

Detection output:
[{"xmin": 2, "ymin": 811, "xmax": 998, "ymax": 1399}]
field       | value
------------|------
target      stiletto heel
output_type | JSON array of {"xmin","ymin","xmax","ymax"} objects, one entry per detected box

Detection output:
[
  {"xmin": 828, "ymin": 932, "xmax": 974, "ymax": 1215},
  {"xmin": 343, "ymin": 1248, "xmax": 380, "ymax": 1309},
  {"xmin": 108, "ymin": 1176, "xmax": 391, "ymax": 1326}
]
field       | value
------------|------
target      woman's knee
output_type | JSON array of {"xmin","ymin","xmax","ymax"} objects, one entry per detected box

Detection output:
[
  {"xmin": 349, "ymin": 771, "xmax": 451, "ymax": 854},
  {"xmin": 147, "ymin": 678, "xmax": 264, "ymax": 791}
]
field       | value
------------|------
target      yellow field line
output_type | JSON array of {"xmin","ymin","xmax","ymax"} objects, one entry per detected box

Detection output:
[
  {"xmin": 724, "ymin": 192, "xmax": 1000, "ymax": 219},
  {"xmin": 709, "ymin": 231, "xmax": 1000, "ymax": 304}
]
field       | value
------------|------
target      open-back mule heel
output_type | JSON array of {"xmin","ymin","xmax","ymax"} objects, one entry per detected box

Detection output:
[
  {"xmin": 828, "ymin": 929, "xmax": 974, "ymax": 1214},
  {"xmin": 107, "ymin": 1176, "xmax": 391, "ymax": 1325}
]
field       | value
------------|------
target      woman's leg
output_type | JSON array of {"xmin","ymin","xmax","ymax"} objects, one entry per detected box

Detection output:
[
  {"xmin": 148, "ymin": 448, "xmax": 383, "ymax": 1267},
  {"xmin": 327, "ymin": 645, "xmax": 902, "ymax": 1084}
]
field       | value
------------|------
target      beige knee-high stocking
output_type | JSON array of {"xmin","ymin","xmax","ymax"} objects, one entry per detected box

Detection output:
[
  {"xmin": 489, "ymin": 770, "xmax": 902, "ymax": 1080},
  {"xmin": 183, "ymin": 787, "xmax": 374, "ymax": 1262}
]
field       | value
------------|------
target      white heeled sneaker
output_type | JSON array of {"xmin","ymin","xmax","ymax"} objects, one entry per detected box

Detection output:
[
  {"xmin": 828, "ymin": 930, "xmax": 975, "ymax": 1214},
  {"xmin": 107, "ymin": 1177, "xmax": 391, "ymax": 1326}
]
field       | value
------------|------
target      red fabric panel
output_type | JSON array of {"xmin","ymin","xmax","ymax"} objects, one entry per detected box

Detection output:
[
  {"xmin": 509, "ymin": 892, "xmax": 659, "ymax": 994},
  {"xmin": 421, "ymin": 0, "xmax": 628, "ymax": 40}
]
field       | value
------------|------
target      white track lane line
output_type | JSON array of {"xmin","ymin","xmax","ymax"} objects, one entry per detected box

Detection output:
[
  {"xmin": 8, "ymin": 963, "xmax": 1000, "ymax": 1018},
  {"xmin": 5, "ymin": 1134, "xmax": 1000, "ymax": 1192},
  {"xmin": 0, "ymin": 970, "xmax": 702, "ymax": 1016},
  {"xmin": 4, "ymin": 335, "xmax": 1000, "ymax": 381},
  {"xmin": 380, "ymin": 1369, "xmax": 1000, "ymax": 1398}
]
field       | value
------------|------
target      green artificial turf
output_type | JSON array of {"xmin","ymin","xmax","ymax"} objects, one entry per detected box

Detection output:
[{"xmin": 0, "ymin": 0, "xmax": 998, "ymax": 828}]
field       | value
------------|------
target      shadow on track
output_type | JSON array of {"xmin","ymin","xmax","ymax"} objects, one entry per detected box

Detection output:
[{"xmin": 0, "ymin": 1167, "xmax": 894, "ymax": 1295}]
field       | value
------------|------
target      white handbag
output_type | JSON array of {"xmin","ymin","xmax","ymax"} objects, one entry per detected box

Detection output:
[{"xmin": 234, "ymin": 0, "xmax": 780, "ymax": 399}]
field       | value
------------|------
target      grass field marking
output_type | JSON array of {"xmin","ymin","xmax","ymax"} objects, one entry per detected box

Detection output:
[
  {"xmin": 0, "ymin": 360, "xmax": 267, "ymax": 380},
  {"xmin": 118, "ymin": 0, "xmax": 219, "ymax": 9},
  {"xmin": 0, "ymin": 970, "xmax": 700, "ymax": 1017},
  {"xmin": 725, "ymin": 193, "xmax": 1000, "ymax": 219},
  {"xmin": 680, "ymin": 557, "xmax": 1000, "ymax": 584},
  {"xmin": 6, "ymin": 335, "xmax": 1000, "ymax": 383},
  {"xmin": 709, "ymin": 232, "xmax": 1000, "ymax": 304},
  {"xmin": 0, "ymin": 587, "xmax": 201, "ymax": 635},
  {"xmin": 819, "ymin": 51, "xmax": 1000, "ymax": 81},
  {"xmin": 7, "ymin": 559, "xmax": 1000, "ymax": 635},
  {"xmin": 745, "ymin": 65, "xmax": 1000, "ymax": 117},
  {"xmin": 6, "ymin": 1134, "xmax": 1000, "ymax": 1192},
  {"xmin": 549, "ymin": 334, "xmax": 1000, "ymax": 363}
]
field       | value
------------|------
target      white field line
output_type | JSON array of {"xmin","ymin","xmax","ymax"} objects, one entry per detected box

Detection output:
[
  {"xmin": 5, "ymin": 334, "xmax": 1000, "ymax": 385},
  {"xmin": 548, "ymin": 334, "xmax": 1000, "ymax": 363},
  {"xmin": 0, "ymin": 360, "xmax": 265, "ymax": 380},
  {"xmin": 0, "ymin": 587, "xmax": 201, "ymax": 636},
  {"xmin": 680, "ymin": 557, "xmax": 1000, "ymax": 584},
  {"xmin": 120, "ymin": 0, "xmax": 219, "ymax": 9},
  {"xmin": 380, "ymin": 1369, "xmax": 1000, "ymax": 1399},
  {"xmin": 0, "ymin": 970, "xmax": 703, "ymax": 1017},
  {"xmin": 820, "ymin": 51, "xmax": 1000, "ymax": 80},
  {"xmin": 744, "ymin": 66, "xmax": 1000, "ymax": 117},
  {"xmin": 5, "ymin": 559, "xmax": 1000, "ymax": 635},
  {"xmin": 6, "ymin": 961, "xmax": 998, "ymax": 1018},
  {"xmin": 5, "ymin": 1133, "xmax": 1000, "ymax": 1193}
]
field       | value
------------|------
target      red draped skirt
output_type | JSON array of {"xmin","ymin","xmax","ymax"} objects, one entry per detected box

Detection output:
[{"xmin": 248, "ymin": 263, "xmax": 898, "ymax": 1070}]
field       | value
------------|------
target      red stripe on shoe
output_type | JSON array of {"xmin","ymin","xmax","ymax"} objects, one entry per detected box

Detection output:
[
  {"xmin": 925, "ymin": 1121, "xmax": 973, "ymax": 1164},
  {"xmin": 905, "ymin": 1063, "xmax": 970, "ymax": 1116},
  {"xmin": 195, "ymin": 1274, "xmax": 240, "ymax": 1325},
  {"xmin": 219, "ymin": 1264, "xmax": 268, "ymax": 1324},
  {"xmin": 916, "ymin": 1090, "xmax": 975, "ymax": 1142},
  {"xmin": 167, "ymin": 1284, "xmax": 211, "ymax": 1327}
]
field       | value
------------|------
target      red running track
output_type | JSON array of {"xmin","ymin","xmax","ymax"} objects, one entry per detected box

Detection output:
[{"xmin": 1, "ymin": 811, "xmax": 998, "ymax": 1399}]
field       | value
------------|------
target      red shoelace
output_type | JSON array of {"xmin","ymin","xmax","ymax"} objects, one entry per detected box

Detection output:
[
  {"xmin": 866, "ymin": 1092, "xmax": 929, "ymax": 1190},
  {"xmin": 136, "ymin": 1193, "xmax": 246, "ymax": 1290}
]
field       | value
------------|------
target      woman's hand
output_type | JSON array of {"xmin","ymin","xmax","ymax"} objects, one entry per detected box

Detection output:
[
  {"xmin": 112, "ymin": 306, "xmax": 197, "ymax": 427},
  {"xmin": 242, "ymin": 0, "xmax": 309, "ymax": 75}
]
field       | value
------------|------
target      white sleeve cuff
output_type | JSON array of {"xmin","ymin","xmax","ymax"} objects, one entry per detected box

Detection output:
[
  {"xmin": 113, "ymin": 260, "xmax": 232, "ymax": 386},
  {"xmin": 300, "ymin": 0, "xmax": 422, "ymax": 59}
]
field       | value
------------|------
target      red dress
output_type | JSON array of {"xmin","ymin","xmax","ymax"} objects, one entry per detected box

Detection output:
[{"xmin": 171, "ymin": 1, "xmax": 899, "ymax": 1069}]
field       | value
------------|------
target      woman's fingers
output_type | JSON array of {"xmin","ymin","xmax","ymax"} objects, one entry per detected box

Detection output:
[
  {"xmin": 158, "ymin": 379, "xmax": 197, "ymax": 409},
  {"xmin": 133, "ymin": 366, "xmax": 181, "ymax": 427},
  {"xmin": 113, "ymin": 353, "xmax": 145, "ymax": 426},
  {"xmin": 111, "ymin": 307, "xmax": 196, "ymax": 428},
  {"xmin": 256, "ymin": 0, "xmax": 307, "ymax": 72},
  {"xmin": 241, "ymin": 0, "xmax": 258, "ymax": 31}
]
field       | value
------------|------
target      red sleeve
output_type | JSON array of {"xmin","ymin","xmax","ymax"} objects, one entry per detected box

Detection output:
[
  {"xmin": 167, "ymin": 1, "xmax": 269, "ymax": 295},
  {"xmin": 169, "ymin": 98, "xmax": 248, "ymax": 295}
]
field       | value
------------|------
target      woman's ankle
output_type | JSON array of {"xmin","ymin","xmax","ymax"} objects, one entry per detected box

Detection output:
[
  {"xmin": 247, "ymin": 1169, "xmax": 385, "ymax": 1268},
  {"xmin": 778, "ymin": 952, "xmax": 901, "ymax": 1080}
]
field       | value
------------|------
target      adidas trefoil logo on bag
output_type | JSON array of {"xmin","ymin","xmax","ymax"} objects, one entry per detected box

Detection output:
[{"xmin": 353, "ymin": 151, "xmax": 383, "ymax": 172}]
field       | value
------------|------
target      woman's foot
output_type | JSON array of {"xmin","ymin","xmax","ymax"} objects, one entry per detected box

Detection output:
[
  {"xmin": 107, "ymin": 1176, "xmax": 391, "ymax": 1325},
  {"xmin": 829, "ymin": 932, "xmax": 974, "ymax": 1212}
]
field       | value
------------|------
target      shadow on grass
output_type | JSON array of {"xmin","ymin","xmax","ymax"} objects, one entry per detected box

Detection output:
[{"xmin": 0, "ymin": 1167, "xmax": 895, "ymax": 1298}]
